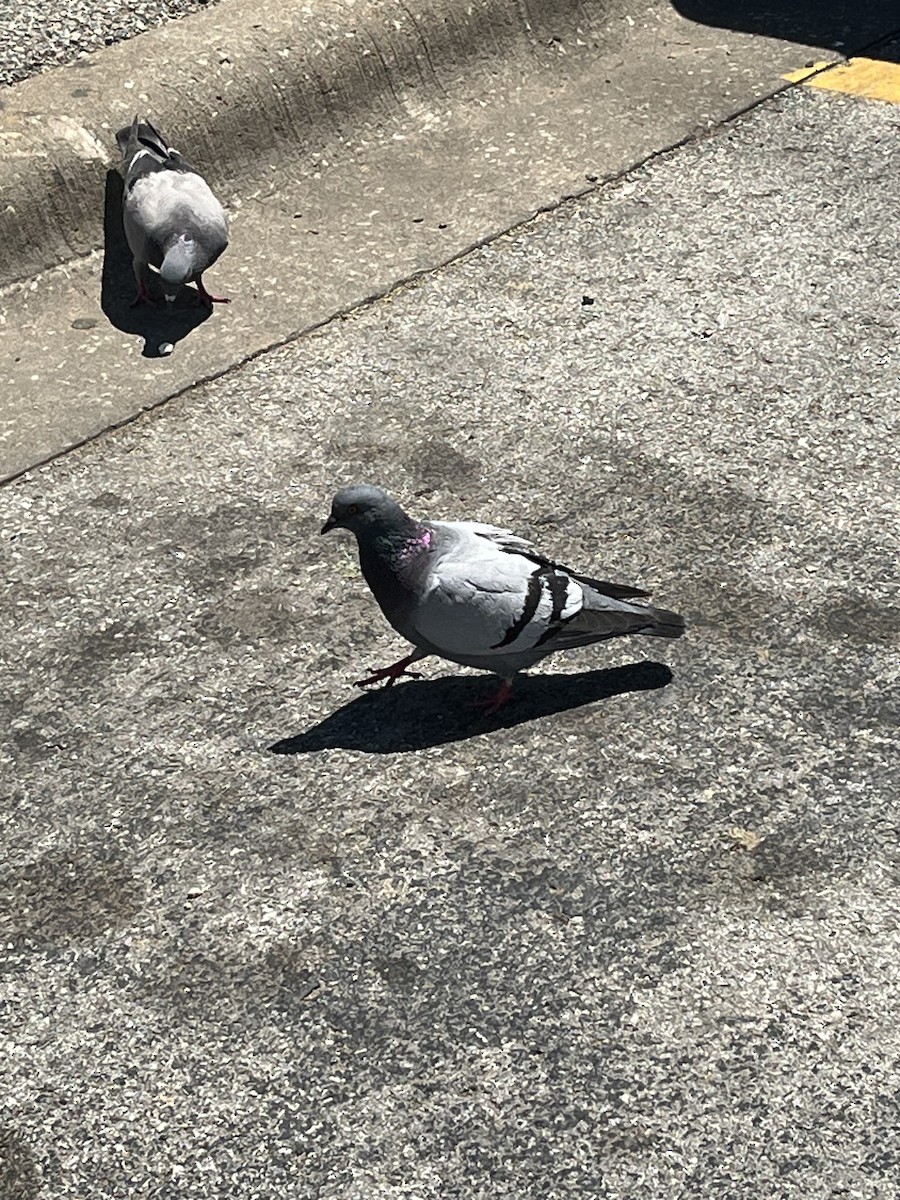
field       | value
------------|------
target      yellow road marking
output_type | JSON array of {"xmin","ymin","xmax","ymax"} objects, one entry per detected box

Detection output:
[{"xmin": 784, "ymin": 57, "xmax": 900, "ymax": 104}]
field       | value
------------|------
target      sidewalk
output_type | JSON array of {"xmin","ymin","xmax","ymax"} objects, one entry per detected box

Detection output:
[{"xmin": 2, "ymin": 80, "xmax": 898, "ymax": 1197}]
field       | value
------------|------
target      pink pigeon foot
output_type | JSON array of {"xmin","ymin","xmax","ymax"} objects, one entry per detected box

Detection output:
[
  {"xmin": 130, "ymin": 279, "xmax": 156, "ymax": 307},
  {"xmin": 354, "ymin": 654, "xmax": 423, "ymax": 689},
  {"xmin": 196, "ymin": 279, "xmax": 230, "ymax": 306},
  {"xmin": 473, "ymin": 678, "xmax": 514, "ymax": 714}
]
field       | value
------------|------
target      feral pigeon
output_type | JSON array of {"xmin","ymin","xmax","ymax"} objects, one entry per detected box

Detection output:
[
  {"xmin": 321, "ymin": 484, "xmax": 685, "ymax": 711},
  {"xmin": 116, "ymin": 116, "xmax": 229, "ymax": 307}
]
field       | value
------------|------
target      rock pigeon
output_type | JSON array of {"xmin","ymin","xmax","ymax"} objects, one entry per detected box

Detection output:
[
  {"xmin": 116, "ymin": 116, "xmax": 229, "ymax": 307},
  {"xmin": 321, "ymin": 484, "xmax": 685, "ymax": 711}
]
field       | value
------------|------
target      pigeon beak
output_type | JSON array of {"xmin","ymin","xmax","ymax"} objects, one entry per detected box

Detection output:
[
  {"xmin": 164, "ymin": 293, "xmax": 177, "ymax": 306},
  {"xmin": 320, "ymin": 516, "xmax": 337, "ymax": 535}
]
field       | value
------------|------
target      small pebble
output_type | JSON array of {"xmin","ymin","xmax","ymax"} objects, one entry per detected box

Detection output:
[{"xmin": 159, "ymin": 342, "xmax": 174, "ymax": 357}]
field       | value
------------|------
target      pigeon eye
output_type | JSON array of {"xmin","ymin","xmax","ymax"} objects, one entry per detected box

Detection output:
[{"xmin": 347, "ymin": 504, "xmax": 359, "ymax": 515}]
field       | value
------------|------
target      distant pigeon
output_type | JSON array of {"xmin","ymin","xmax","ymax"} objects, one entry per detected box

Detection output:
[
  {"xmin": 321, "ymin": 484, "xmax": 685, "ymax": 711},
  {"xmin": 116, "ymin": 116, "xmax": 229, "ymax": 307}
]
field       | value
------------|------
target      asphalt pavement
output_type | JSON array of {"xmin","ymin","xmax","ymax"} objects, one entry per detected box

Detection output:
[
  {"xmin": 1, "ymin": 83, "xmax": 899, "ymax": 1198},
  {"xmin": 0, "ymin": 0, "xmax": 217, "ymax": 86}
]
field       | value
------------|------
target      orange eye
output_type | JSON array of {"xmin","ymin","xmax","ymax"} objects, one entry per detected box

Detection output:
[{"xmin": 347, "ymin": 504, "xmax": 358, "ymax": 514}]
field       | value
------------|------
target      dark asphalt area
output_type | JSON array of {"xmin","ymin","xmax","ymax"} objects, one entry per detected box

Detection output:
[
  {"xmin": 1, "ymin": 85, "xmax": 898, "ymax": 1197},
  {"xmin": 0, "ymin": 0, "xmax": 217, "ymax": 87}
]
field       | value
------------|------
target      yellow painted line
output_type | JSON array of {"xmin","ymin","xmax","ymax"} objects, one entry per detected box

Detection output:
[{"xmin": 784, "ymin": 57, "xmax": 900, "ymax": 104}]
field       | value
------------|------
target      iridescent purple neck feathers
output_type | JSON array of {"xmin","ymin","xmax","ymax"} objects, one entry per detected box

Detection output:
[{"xmin": 395, "ymin": 527, "xmax": 432, "ymax": 563}]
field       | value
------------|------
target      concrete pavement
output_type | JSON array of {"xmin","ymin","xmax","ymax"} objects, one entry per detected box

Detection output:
[{"xmin": 1, "ymin": 79, "xmax": 898, "ymax": 1197}]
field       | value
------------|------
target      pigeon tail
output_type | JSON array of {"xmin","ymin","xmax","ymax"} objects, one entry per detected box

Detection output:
[
  {"xmin": 117, "ymin": 116, "xmax": 171, "ymax": 161},
  {"xmin": 638, "ymin": 605, "xmax": 686, "ymax": 638},
  {"xmin": 570, "ymin": 568, "xmax": 650, "ymax": 601},
  {"xmin": 553, "ymin": 595, "xmax": 685, "ymax": 647}
]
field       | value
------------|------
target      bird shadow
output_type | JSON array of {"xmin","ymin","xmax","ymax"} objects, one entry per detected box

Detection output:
[
  {"xmin": 100, "ymin": 170, "xmax": 211, "ymax": 358},
  {"xmin": 270, "ymin": 661, "xmax": 674, "ymax": 754}
]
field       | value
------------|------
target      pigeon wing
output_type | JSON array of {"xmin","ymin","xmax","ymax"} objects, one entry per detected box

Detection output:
[
  {"xmin": 409, "ymin": 523, "xmax": 583, "ymax": 658},
  {"xmin": 409, "ymin": 521, "xmax": 677, "ymax": 662},
  {"xmin": 441, "ymin": 520, "xmax": 649, "ymax": 600}
]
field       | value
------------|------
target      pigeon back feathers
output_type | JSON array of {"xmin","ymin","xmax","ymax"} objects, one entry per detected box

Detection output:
[{"xmin": 411, "ymin": 521, "xmax": 682, "ymax": 671}]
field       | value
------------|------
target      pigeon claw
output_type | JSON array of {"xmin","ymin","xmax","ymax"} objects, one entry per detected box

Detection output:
[
  {"xmin": 473, "ymin": 679, "xmax": 514, "ymax": 714},
  {"xmin": 130, "ymin": 280, "xmax": 157, "ymax": 307},
  {"xmin": 196, "ymin": 281, "xmax": 230, "ymax": 306},
  {"xmin": 354, "ymin": 656, "xmax": 423, "ymax": 690}
]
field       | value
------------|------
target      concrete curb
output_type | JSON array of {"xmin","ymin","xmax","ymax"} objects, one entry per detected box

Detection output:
[{"xmin": 0, "ymin": 0, "xmax": 629, "ymax": 288}]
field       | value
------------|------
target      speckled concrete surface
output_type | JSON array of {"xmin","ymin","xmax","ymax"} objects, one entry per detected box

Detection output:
[
  {"xmin": 11, "ymin": 0, "xmax": 878, "ymax": 481},
  {"xmin": 1, "ymin": 87, "xmax": 899, "ymax": 1197}
]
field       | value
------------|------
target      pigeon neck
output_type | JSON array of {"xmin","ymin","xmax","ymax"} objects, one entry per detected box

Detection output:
[
  {"xmin": 393, "ymin": 526, "xmax": 432, "ymax": 563},
  {"xmin": 358, "ymin": 520, "xmax": 430, "ymax": 617},
  {"xmin": 364, "ymin": 518, "xmax": 431, "ymax": 570}
]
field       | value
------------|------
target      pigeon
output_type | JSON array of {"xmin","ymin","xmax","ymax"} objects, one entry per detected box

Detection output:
[
  {"xmin": 321, "ymin": 484, "xmax": 685, "ymax": 711},
  {"xmin": 116, "ymin": 116, "xmax": 229, "ymax": 308}
]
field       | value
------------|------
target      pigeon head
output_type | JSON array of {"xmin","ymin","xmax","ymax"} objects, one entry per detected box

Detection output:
[
  {"xmin": 321, "ymin": 484, "xmax": 413, "ymax": 540},
  {"xmin": 159, "ymin": 236, "xmax": 199, "ymax": 302}
]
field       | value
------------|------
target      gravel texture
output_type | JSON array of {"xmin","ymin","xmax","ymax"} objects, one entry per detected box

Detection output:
[
  {"xmin": 0, "ymin": 0, "xmax": 217, "ymax": 87},
  {"xmin": 1, "ymin": 88, "xmax": 899, "ymax": 1197}
]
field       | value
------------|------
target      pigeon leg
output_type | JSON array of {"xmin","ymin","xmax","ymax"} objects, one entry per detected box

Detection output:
[
  {"xmin": 129, "ymin": 260, "xmax": 157, "ymax": 307},
  {"xmin": 130, "ymin": 278, "xmax": 156, "ymax": 307},
  {"xmin": 196, "ymin": 275, "xmax": 230, "ymax": 306},
  {"xmin": 473, "ymin": 678, "xmax": 514, "ymax": 714},
  {"xmin": 354, "ymin": 653, "xmax": 424, "ymax": 689}
]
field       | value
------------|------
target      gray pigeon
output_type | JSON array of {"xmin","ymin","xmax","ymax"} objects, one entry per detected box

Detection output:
[
  {"xmin": 116, "ymin": 116, "xmax": 229, "ymax": 307},
  {"xmin": 321, "ymin": 484, "xmax": 685, "ymax": 711}
]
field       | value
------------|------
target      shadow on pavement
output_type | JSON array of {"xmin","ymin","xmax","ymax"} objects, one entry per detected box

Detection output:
[
  {"xmin": 671, "ymin": 0, "xmax": 900, "ymax": 60},
  {"xmin": 100, "ymin": 170, "xmax": 211, "ymax": 358},
  {"xmin": 270, "ymin": 661, "xmax": 674, "ymax": 754}
]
